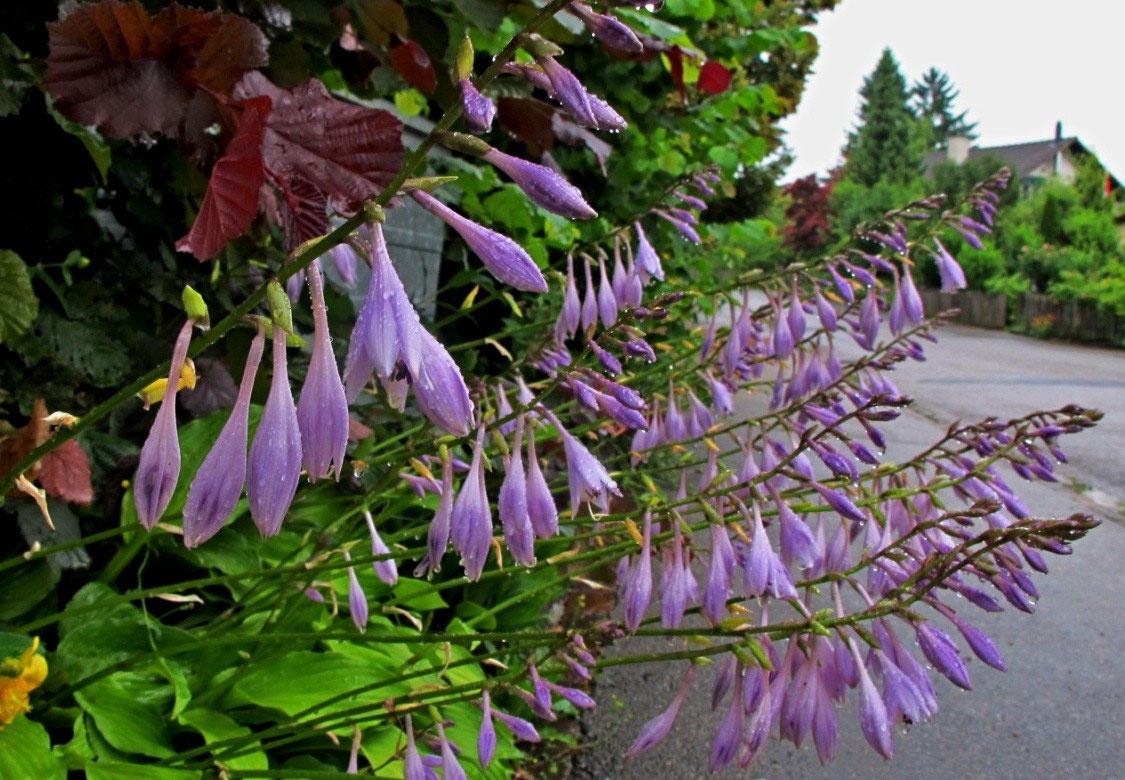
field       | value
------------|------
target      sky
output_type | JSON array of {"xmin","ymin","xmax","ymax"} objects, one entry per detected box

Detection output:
[{"xmin": 781, "ymin": 0, "xmax": 1125, "ymax": 181}]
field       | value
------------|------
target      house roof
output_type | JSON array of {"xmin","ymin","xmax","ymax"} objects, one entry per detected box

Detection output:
[{"xmin": 924, "ymin": 136, "xmax": 1123, "ymax": 189}]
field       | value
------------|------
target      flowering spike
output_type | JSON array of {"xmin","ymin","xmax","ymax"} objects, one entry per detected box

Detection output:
[
  {"xmin": 411, "ymin": 190, "xmax": 548, "ymax": 293},
  {"xmin": 134, "ymin": 319, "xmax": 195, "ymax": 530},
  {"xmin": 297, "ymin": 263, "xmax": 349, "ymax": 481},
  {"xmin": 182, "ymin": 327, "xmax": 265, "ymax": 547},
  {"xmin": 499, "ymin": 418, "xmax": 536, "ymax": 565},
  {"xmin": 248, "ymin": 328, "xmax": 303, "ymax": 537}
]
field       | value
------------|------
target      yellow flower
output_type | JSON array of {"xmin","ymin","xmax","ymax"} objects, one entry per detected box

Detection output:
[
  {"xmin": 0, "ymin": 637, "xmax": 48, "ymax": 729},
  {"xmin": 137, "ymin": 358, "xmax": 197, "ymax": 410}
]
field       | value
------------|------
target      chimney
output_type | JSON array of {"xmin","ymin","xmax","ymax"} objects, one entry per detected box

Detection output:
[
  {"xmin": 947, "ymin": 135, "xmax": 971, "ymax": 164},
  {"xmin": 1054, "ymin": 121, "xmax": 1063, "ymax": 176}
]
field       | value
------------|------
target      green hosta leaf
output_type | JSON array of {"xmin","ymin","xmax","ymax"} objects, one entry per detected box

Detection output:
[
  {"xmin": 74, "ymin": 674, "xmax": 175, "ymax": 758},
  {"xmin": 0, "ymin": 249, "xmax": 39, "ymax": 346},
  {"xmin": 0, "ymin": 716, "xmax": 66, "ymax": 780},
  {"xmin": 178, "ymin": 709, "xmax": 268, "ymax": 771},
  {"xmin": 85, "ymin": 764, "xmax": 198, "ymax": 780},
  {"xmin": 391, "ymin": 578, "xmax": 448, "ymax": 611}
]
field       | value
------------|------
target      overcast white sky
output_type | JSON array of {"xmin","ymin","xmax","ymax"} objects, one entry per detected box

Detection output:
[{"xmin": 781, "ymin": 0, "xmax": 1125, "ymax": 181}]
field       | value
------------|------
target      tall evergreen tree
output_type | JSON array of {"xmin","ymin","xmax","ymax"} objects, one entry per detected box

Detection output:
[
  {"xmin": 843, "ymin": 48, "xmax": 923, "ymax": 187},
  {"xmin": 912, "ymin": 67, "xmax": 978, "ymax": 147}
]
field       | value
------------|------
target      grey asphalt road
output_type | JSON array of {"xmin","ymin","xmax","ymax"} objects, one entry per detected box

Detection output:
[{"xmin": 571, "ymin": 323, "xmax": 1125, "ymax": 780}]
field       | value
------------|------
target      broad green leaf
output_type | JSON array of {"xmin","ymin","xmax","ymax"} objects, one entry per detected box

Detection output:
[
  {"xmin": 393, "ymin": 88, "xmax": 427, "ymax": 117},
  {"xmin": 0, "ymin": 716, "xmax": 66, "ymax": 779},
  {"xmin": 86, "ymin": 763, "xmax": 198, "ymax": 780},
  {"xmin": 391, "ymin": 578, "xmax": 448, "ymax": 611},
  {"xmin": 0, "ymin": 249, "xmax": 39, "ymax": 345},
  {"xmin": 0, "ymin": 558, "xmax": 57, "ymax": 621},
  {"xmin": 74, "ymin": 674, "xmax": 175, "ymax": 758},
  {"xmin": 53, "ymin": 714, "xmax": 95, "ymax": 771},
  {"xmin": 178, "ymin": 708, "xmax": 268, "ymax": 771}
]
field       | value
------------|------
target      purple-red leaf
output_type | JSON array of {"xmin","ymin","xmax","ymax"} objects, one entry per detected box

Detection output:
[
  {"xmin": 388, "ymin": 37, "xmax": 437, "ymax": 94},
  {"xmin": 697, "ymin": 60, "xmax": 732, "ymax": 95},
  {"xmin": 45, "ymin": 1, "xmax": 268, "ymax": 140},
  {"xmin": 236, "ymin": 72, "xmax": 404, "ymax": 214},
  {"xmin": 177, "ymin": 97, "xmax": 270, "ymax": 260},
  {"xmin": 497, "ymin": 97, "xmax": 557, "ymax": 156},
  {"xmin": 39, "ymin": 440, "xmax": 94, "ymax": 506},
  {"xmin": 279, "ymin": 177, "xmax": 330, "ymax": 252}
]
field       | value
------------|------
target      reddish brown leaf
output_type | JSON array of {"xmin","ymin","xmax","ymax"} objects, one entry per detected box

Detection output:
[
  {"xmin": 497, "ymin": 97, "xmax": 557, "ymax": 156},
  {"xmin": 355, "ymin": 0, "xmax": 408, "ymax": 47},
  {"xmin": 236, "ymin": 72, "xmax": 404, "ymax": 214},
  {"xmin": 177, "ymin": 96, "xmax": 270, "ymax": 260},
  {"xmin": 279, "ymin": 177, "xmax": 330, "ymax": 252},
  {"xmin": 0, "ymin": 400, "xmax": 49, "ymax": 492},
  {"xmin": 666, "ymin": 45, "xmax": 685, "ymax": 101},
  {"xmin": 697, "ymin": 60, "xmax": 732, "ymax": 96},
  {"xmin": 45, "ymin": 1, "xmax": 267, "ymax": 140},
  {"xmin": 38, "ymin": 440, "xmax": 94, "ymax": 506},
  {"xmin": 388, "ymin": 38, "xmax": 437, "ymax": 95}
]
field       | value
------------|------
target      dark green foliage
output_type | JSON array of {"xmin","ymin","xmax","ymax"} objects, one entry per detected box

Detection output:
[
  {"xmin": 843, "ymin": 48, "xmax": 924, "ymax": 188},
  {"xmin": 912, "ymin": 67, "xmax": 977, "ymax": 147}
]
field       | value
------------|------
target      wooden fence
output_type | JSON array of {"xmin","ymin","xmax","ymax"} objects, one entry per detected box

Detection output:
[{"xmin": 919, "ymin": 288, "xmax": 1125, "ymax": 344}]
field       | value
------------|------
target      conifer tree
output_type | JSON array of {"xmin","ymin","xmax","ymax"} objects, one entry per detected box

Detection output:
[
  {"xmin": 912, "ymin": 67, "xmax": 978, "ymax": 147},
  {"xmin": 843, "ymin": 48, "xmax": 922, "ymax": 187}
]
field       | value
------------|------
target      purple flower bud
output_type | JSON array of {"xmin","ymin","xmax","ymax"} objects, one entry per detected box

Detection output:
[
  {"xmin": 901, "ymin": 266, "xmax": 924, "ymax": 325},
  {"xmin": 363, "ymin": 510, "xmax": 398, "ymax": 586},
  {"xmin": 557, "ymin": 254, "xmax": 581, "ymax": 342},
  {"xmin": 536, "ymin": 54, "xmax": 597, "ymax": 127},
  {"xmin": 853, "ymin": 643, "xmax": 894, "ymax": 759},
  {"xmin": 633, "ymin": 222, "xmax": 664, "ymax": 282},
  {"xmin": 478, "ymin": 690, "xmax": 496, "ymax": 768},
  {"xmin": 404, "ymin": 716, "xmax": 426, "ymax": 780},
  {"xmin": 134, "ymin": 320, "xmax": 195, "ymax": 530},
  {"xmin": 815, "ymin": 286, "xmax": 838, "ymax": 332},
  {"xmin": 525, "ymin": 431, "xmax": 559, "ymax": 539},
  {"xmin": 417, "ymin": 454, "xmax": 454, "ymax": 576},
  {"xmin": 771, "ymin": 300, "xmax": 794, "ymax": 358},
  {"xmin": 437, "ymin": 723, "xmax": 467, "ymax": 780},
  {"xmin": 914, "ymin": 621, "xmax": 971, "ymax": 690},
  {"xmin": 499, "ymin": 419, "xmax": 536, "ymax": 566},
  {"xmin": 297, "ymin": 263, "xmax": 350, "ymax": 481},
  {"xmin": 625, "ymin": 664, "xmax": 694, "ymax": 759},
  {"xmin": 569, "ymin": 2, "xmax": 644, "ymax": 53},
  {"xmin": 949, "ymin": 614, "xmax": 1007, "ymax": 671},
  {"xmin": 528, "ymin": 663, "xmax": 555, "ymax": 719},
  {"xmin": 709, "ymin": 668, "xmax": 743, "ymax": 771},
  {"xmin": 579, "ymin": 256, "xmax": 599, "ymax": 332},
  {"xmin": 660, "ymin": 518, "xmax": 697, "ymax": 628},
  {"xmin": 460, "ymin": 78, "xmax": 496, "ymax": 133},
  {"xmin": 545, "ymin": 411, "xmax": 621, "ymax": 514},
  {"xmin": 183, "ymin": 327, "xmax": 265, "ymax": 547},
  {"xmin": 596, "ymin": 256, "xmax": 618, "ymax": 326},
  {"xmin": 411, "ymin": 190, "xmax": 548, "ymax": 293},
  {"xmin": 702, "ymin": 523, "xmax": 734, "ymax": 625},
  {"xmin": 451, "ymin": 428, "xmax": 493, "ymax": 580},
  {"xmin": 955, "ymin": 225, "xmax": 984, "ymax": 250},
  {"xmin": 656, "ymin": 209, "xmax": 701, "ymax": 244},
  {"xmin": 494, "ymin": 709, "xmax": 541, "ymax": 742},
  {"xmin": 828, "ymin": 263, "xmax": 855, "ymax": 303},
  {"xmin": 589, "ymin": 340, "xmax": 622, "ymax": 375},
  {"xmin": 285, "ymin": 269, "xmax": 305, "ymax": 303},
  {"xmin": 858, "ymin": 290, "xmax": 880, "ymax": 350},
  {"xmin": 932, "ymin": 238, "xmax": 968, "ymax": 292},
  {"xmin": 345, "ymin": 553, "xmax": 368, "ymax": 632},
  {"xmin": 623, "ymin": 510, "xmax": 653, "ymax": 632},
  {"xmin": 484, "ymin": 148, "xmax": 596, "ymax": 219},
  {"xmin": 775, "ymin": 492, "xmax": 818, "ymax": 569},
  {"xmin": 328, "ymin": 243, "xmax": 358, "ymax": 287},
  {"xmin": 410, "ymin": 328, "xmax": 475, "ymax": 437},
  {"xmin": 248, "ymin": 329, "xmax": 303, "ymax": 537},
  {"xmin": 544, "ymin": 679, "xmax": 596, "ymax": 709}
]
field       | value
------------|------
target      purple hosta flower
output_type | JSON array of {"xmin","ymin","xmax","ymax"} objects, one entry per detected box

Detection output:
[
  {"xmin": 853, "ymin": 289, "xmax": 881, "ymax": 350},
  {"xmin": 787, "ymin": 284, "xmax": 807, "ymax": 342},
  {"xmin": 900, "ymin": 265, "xmax": 924, "ymax": 326},
  {"xmin": 620, "ymin": 241, "xmax": 644, "ymax": 306},
  {"xmin": 702, "ymin": 372, "xmax": 733, "ymax": 417},
  {"xmin": 555, "ymin": 254, "xmax": 582, "ymax": 343},
  {"xmin": 596, "ymin": 256, "xmax": 618, "ymax": 327},
  {"xmin": 182, "ymin": 327, "xmax": 265, "ymax": 547},
  {"xmin": 297, "ymin": 263, "xmax": 349, "ymax": 481},
  {"xmin": 709, "ymin": 666, "xmax": 744, "ymax": 772},
  {"xmin": 623, "ymin": 510, "xmax": 653, "ymax": 631},
  {"xmin": 483, "ymin": 148, "xmax": 596, "ymax": 219},
  {"xmin": 625, "ymin": 664, "xmax": 694, "ymax": 759},
  {"xmin": 285, "ymin": 269, "xmax": 305, "ymax": 303},
  {"xmin": 875, "ymin": 649, "xmax": 933, "ymax": 726},
  {"xmin": 611, "ymin": 242, "xmax": 630, "ymax": 304},
  {"xmin": 451, "ymin": 428, "xmax": 493, "ymax": 580},
  {"xmin": 813, "ymin": 481, "xmax": 867, "ymax": 524},
  {"xmin": 827, "ymin": 262, "xmax": 855, "ymax": 303},
  {"xmin": 588, "ymin": 339, "xmax": 622, "ymax": 375},
  {"xmin": 659, "ymin": 518, "xmax": 697, "ymax": 628},
  {"xmin": 633, "ymin": 222, "xmax": 664, "ymax": 282},
  {"xmin": 568, "ymin": 2, "xmax": 644, "ymax": 53},
  {"xmin": 742, "ymin": 501, "xmax": 797, "ymax": 599},
  {"xmin": 527, "ymin": 663, "xmax": 555, "ymax": 719},
  {"xmin": 815, "ymin": 286, "xmax": 838, "ymax": 332},
  {"xmin": 499, "ymin": 418, "xmax": 536, "ymax": 566},
  {"xmin": 248, "ymin": 329, "xmax": 303, "ymax": 537},
  {"xmin": 412, "ymin": 328, "xmax": 475, "ymax": 437},
  {"xmin": 932, "ymin": 238, "xmax": 968, "ymax": 291},
  {"xmin": 411, "ymin": 190, "xmax": 547, "ymax": 293},
  {"xmin": 537, "ymin": 53, "xmax": 627, "ymax": 131},
  {"xmin": 771, "ymin": 297, "xmax": 794, "ymax": 358},
  {"xmin": 345, "ymin": 552, "xmax": 368, "ymax": 632},
  {"xmin": 655, "ymin": 209, "xmax": 701, "ymax": 244},
  {"xmin": 460, "ymin": 78, "xmax": 496, "ymax": 133},
  {"xmin": 135, "ymin": 320, "xmax": 196, "ymax": 530},
  {"xmin": 580, "ymin": 256, "xmax": 598, "ymax": 331},
  {"xmin": 944, "ymin": 611, "xmax": 1007, "ymax": 671},
  {"xmin": 702, "ymin": 522, "xmax": 735, "ymax": 625},
  {"xmin": 403, "ymin": 716, "xmax": 426, "ymax": 780},
  {"xmin": 436, "ymin": 722, "xmax": 467, "ymax": 780},
  {"xmin": 417, "ymin": 453, "xmax": 455, "ymax": 577},
  {"xmin": 363, "ymin": 510, "xmax": 398, "ymax": 586},
  {"xmin": 543, "ymin": 411, "xmax": 620, "ymax": 515},
  {"xmin": 851, "ymin": 640, "xmax": 894, "ymax": 760},
  {"xmin": 478, "ymin": 689, "xmax": 496, "ymax": 769},
  {"xmin": 525, "ymin": 431, "xmax": 559, "ymax": 539},
  {"xmin": 874, "ymin": 619, "xmax": 937, "ymax": 719},
  {"xmin": 773, "ymin": 489, "xmax": 818, "ymax": 570},
  {"xmin": 328, "ymin": 243, "xmax": 358, "ymax": 287},
  {"xmin": 687, "ymin": 391, "xmax": 713, "ymax": 436},
  {"xmin": 913, "ymin": 621, "xmax": 971, "ymax": 690},
  {"xmin": 544, "ymin": 678, "xmax": 596, "ymax": 709},
  {"xmin": 494, "ymin": 383, "xmax": 516, "ymax": 435}
]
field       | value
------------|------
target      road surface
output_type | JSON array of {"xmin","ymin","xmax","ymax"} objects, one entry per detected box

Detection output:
[{"xmin": 571, "ymin": 323, "xmax": 1125, "ymax": 780}]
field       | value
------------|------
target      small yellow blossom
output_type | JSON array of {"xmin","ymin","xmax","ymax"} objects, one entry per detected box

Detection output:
[
  {"xmin": 0, "ymin": 637, "xmax": 48, "ymax": 729},
  {"xmin": 137, "ymin": 358, "xmax": 197, "ymax": 410}
]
